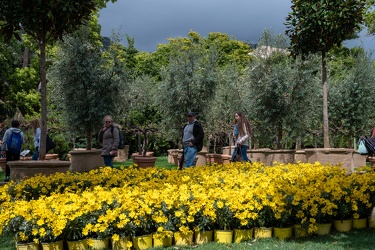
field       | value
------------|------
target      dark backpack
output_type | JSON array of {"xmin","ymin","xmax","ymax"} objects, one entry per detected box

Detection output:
[
  {"xmin": 111, "ymin": 126, "xmax": 125, "ymax": 149},
  {"xmin": 6, "ymin": 131, "xmax": 22, "ymax": 154}
]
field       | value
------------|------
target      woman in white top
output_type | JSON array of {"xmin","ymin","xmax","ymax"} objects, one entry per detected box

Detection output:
[
  {"xmin": 232, "ymin": 111, "xmax": 252, "ymax": 162},
  {"xmin": 30, "ymin": 118, "xmax": 41, "ymax": 160}
]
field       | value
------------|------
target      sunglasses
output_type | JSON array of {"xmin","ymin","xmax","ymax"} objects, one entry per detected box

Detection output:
[{"xmin": 105, "ymin": 121, "xmax": 112, "ymax": 123}]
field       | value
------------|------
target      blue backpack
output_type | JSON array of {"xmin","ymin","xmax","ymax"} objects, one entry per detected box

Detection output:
[
  {"xmin": 6, "ymin": 132, "xmax": 22, "ymax": 154},
  {"xmin": 111, "ymin": 126, "xmax": 125, "ymax": 149}
]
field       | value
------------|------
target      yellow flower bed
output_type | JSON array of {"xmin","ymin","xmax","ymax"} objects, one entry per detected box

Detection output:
[{"xmin": 0, "ymin": 162, "xmax": 374, "ymax": 244}]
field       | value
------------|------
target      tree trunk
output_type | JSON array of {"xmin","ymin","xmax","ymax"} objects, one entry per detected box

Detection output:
[
  {"xmin": 22, "ymin": 47, "xmax": 29, "ymax": 68},
  {"xmin": 86, "ymin": 129, "xmax": 92, "ymax": 150},
  {"xmin": 39, "ymin": 40, "xmax": 47, "ymax": 160},
  {"xmin": 322, "ymin": 51, "xmax": 330, "ymax": 148}
]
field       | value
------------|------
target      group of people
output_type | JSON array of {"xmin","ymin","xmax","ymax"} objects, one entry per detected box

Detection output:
[
  {"xmin": 0, "ymin": 111, "xmax": 252, "ymax": 181},
  {"xmin": 181, "ymin": 111, "xmax": 253, "ymax": 167}
]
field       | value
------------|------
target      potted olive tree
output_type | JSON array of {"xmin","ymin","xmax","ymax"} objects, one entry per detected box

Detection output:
[{"xmin": 49, "ymin": 25, "xmax": 125, "ymax": 171}]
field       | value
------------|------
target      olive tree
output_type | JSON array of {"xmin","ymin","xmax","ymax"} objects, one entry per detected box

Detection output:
[
  {"xmin": 49, "ymin": 25, "xmax": 125, "ymax": 150},
  {"xmin": 285, "ymin": 0, "xmax": 366, "ymax": 148},
  {"xmin": 0, "ymin": 0, "xmax": 113, "ymax": 158}
]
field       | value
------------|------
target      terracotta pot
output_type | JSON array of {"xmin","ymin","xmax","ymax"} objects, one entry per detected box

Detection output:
[
  {"xmin": 132, "ymin": 156, "xmax": 157, "ymax": 168},
  {"xmin": 0, "ymin": 158, "xmax": 6, "ymax": 173}
]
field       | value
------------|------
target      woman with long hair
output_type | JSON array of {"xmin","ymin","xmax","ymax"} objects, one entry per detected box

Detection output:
[{"xmin": 232, "ymin": 111, "xmax": 252, "ymax": 162}]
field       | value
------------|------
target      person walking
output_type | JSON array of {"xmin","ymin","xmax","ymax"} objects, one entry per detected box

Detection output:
[
  {"xmin": 232, "ymin": 111, "xmax": 252, "ymax": 162},
  {"xmin": 1, "ymin": 120, "xmax": 24, "ymax": 182},
  {"xmin": 181, "ymin": 112, "xmax": 204, "ymax": 168},
  {"xmin": 30, "ymin": 118, "xmax": 41, "ymax": 160},
  {"xmin": 98, "ymin": 115, "xmax": 120, "ymax": 168}
]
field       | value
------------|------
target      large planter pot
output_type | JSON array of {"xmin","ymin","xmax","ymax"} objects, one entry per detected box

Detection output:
[
  {"xmin": 273, "ymin": 227, "xmax": 292, "ymax": 240},
  {"xmin": 353, "ymin": 218, "xmax": 367, "ymax": 229},
  {"xmin": 211, "ymin": 154, "xmax": 224, "ymax": 164},
  {"xmin": 16, "ymin": 242, "xmax": 40, "ymax": 250},
  {"xmin": 0, "ymin": 158, "xmax": 6, "ymax": 173},
  {"xmin": 233, "ymin": 229, "xmax": 253, "ymax": 243},
  {"xmin": 333, "ymin": 219, "xmax": 352, "ymax": 232},
  {"xmin": 248, "ymin": 148, "xmax": 270, "ymax": 163},
  {"xmin": 167, "ymin": 149, "xmax": 178, "ymax": 164},
  {"xmin": 316, "ymin": 223, "xmax": 332, "ymax": 235},
  {"xmin": 112, "ymin": 236, "xmax": 131, "ymax": 250},
  {"xmin": 174, "ymin": 231, "xmax": 194, "ymax": 246},
  {"xmin": 221, "ymin": 155, "xmax": 231, "ymax": 164},
  {"xmin": 254, "ymin": 227, "xmax": 272, "ymax": 239},
  {"xmin": 8, "ymin": 160, "xmax": 71, "ymax": 182},
  {"xmin": 294, "ymin": 150, "xmax": 306, "ymax": 163},
  {"xmin": 194, "ymin": 230, "xmax": 213, "ymax": 244},
  {"xmin": 69, "ymin": 149, "xmax": 102, "ymax": 172},
  {"xmin": 214, "ymin": 229, "xmax": 233, "ymax": 243},
  {"xmin": 41, "ymin": 240, "xmax": 64, "ymax": 250},
  {"xmin": 67, "ymin": 239, "xmax": 88, "ymax": 250},
  {"xmin": 369, "ymin": 216, "xmax": 375, "ymax": 228},
  {"xmin": 132, "ymin": 156, "xmax": 157, "ymax": 168},
  {"xmin": 264, "ymin": 150, "xmax": 295, "ymax": 166},
  {"xmin": 305, "ymin": 148, "xmax": 358, "ymax": 173}
]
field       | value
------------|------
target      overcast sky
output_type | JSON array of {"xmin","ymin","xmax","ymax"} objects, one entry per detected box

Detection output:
[{"xmin": 98, "ymin": 0, "xmax": 375, "ymax": 53}]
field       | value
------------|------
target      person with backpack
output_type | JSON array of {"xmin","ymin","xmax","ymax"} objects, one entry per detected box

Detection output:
[
  {"xmin": 98, "ymin": 115, "xmax": 120, "ymax": 168},
  {"xmin": 1, "ymin": 119, "xmax": 24, "ymax": 182},
  {"xmin": 181, "ymin": 112, "xmax": 204, "ymax": 168}
]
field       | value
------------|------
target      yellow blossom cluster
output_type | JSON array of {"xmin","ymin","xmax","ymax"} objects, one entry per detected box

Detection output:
[{"xmin": 0, "ymin": 162, "xmax": 374, "ymax": 243}]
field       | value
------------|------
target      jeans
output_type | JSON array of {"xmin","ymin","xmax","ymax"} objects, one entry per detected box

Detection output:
[
  {"xmin": 184, "ymin": 145, "xmax": 197, "ymax": 168},
  {"xmin": 232, "ymin": 145, "xmax": 250, "ymax": 162},
  {"xmin": 103, "ymin": 155, "xmax": 114, "ymax": 168},
  {"xmin": 32, "ymin": 151, "xmax": 39, "ymax": 160}
]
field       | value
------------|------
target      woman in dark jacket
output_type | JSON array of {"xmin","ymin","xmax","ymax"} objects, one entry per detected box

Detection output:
[{"xmin": 98, "ymin": 115, "xmax": 120, "ymax": 168}]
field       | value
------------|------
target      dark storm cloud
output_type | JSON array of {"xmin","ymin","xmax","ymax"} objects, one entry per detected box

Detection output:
[
  {"xmin": 99, "ymin": 0, "xmax": 291, "ymax": 52},
  {"xmin": 99, "ymin": 0, "xmax": 374, "ymax": 53}
]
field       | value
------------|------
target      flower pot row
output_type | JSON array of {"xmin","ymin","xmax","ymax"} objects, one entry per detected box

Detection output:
[{"xmin": 15, "ymin": 218, "xmax": 375, "ymax": 250}]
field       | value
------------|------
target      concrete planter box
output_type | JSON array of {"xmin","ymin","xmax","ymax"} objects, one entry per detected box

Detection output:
[
  {"xmin": 305, "ymin": 148, "xmax": 366, "ymax": 173},
  {"xmin": 264, "ymin": 150, "xmax": 296, "ymax": 166},
  {"xmin": 8, "ymin": 160, "xmax": 71, "ymax": 182},
  {"xmin": 294, "ymin": 150, "xmax": 307, "ymax": 163},
  {"xmin": 248, "ymin": 148, "xmax": 270, "ymax": 163},
  {"xmin": 69, "ymin": 149, "xmax": 103, "ymax": 172}
]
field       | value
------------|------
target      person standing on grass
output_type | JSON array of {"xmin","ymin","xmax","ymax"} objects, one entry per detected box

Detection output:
[
  {"xmin": 1, "ymin": 120, "xmax": 24, "ymax": 182},
  {"xmin": 231, "ymin": 111, "xmax": 252, "ymax": 163},
  {"xmin": 181, "ymin": 112, "xmax": 204, "ymax": 168},
  {"xmin": 98, "ymin": 115, "xmax": 119, "ymax": 168}
]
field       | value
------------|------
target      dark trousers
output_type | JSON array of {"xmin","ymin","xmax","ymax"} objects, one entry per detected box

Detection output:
[{"xmin": 5, "ymin": 151, "xmax": 20, "ymax": 177}]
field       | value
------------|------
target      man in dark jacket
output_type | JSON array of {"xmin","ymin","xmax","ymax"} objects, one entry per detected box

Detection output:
[{"xmin": 181, "ymin": 112, "xmax": 204, "ymax": 168}]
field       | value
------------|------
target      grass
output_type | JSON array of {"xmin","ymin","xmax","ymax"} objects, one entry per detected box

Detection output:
[{"xmin": 1, "ymin": 157, "xmax": 375, "ymax": 249}]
